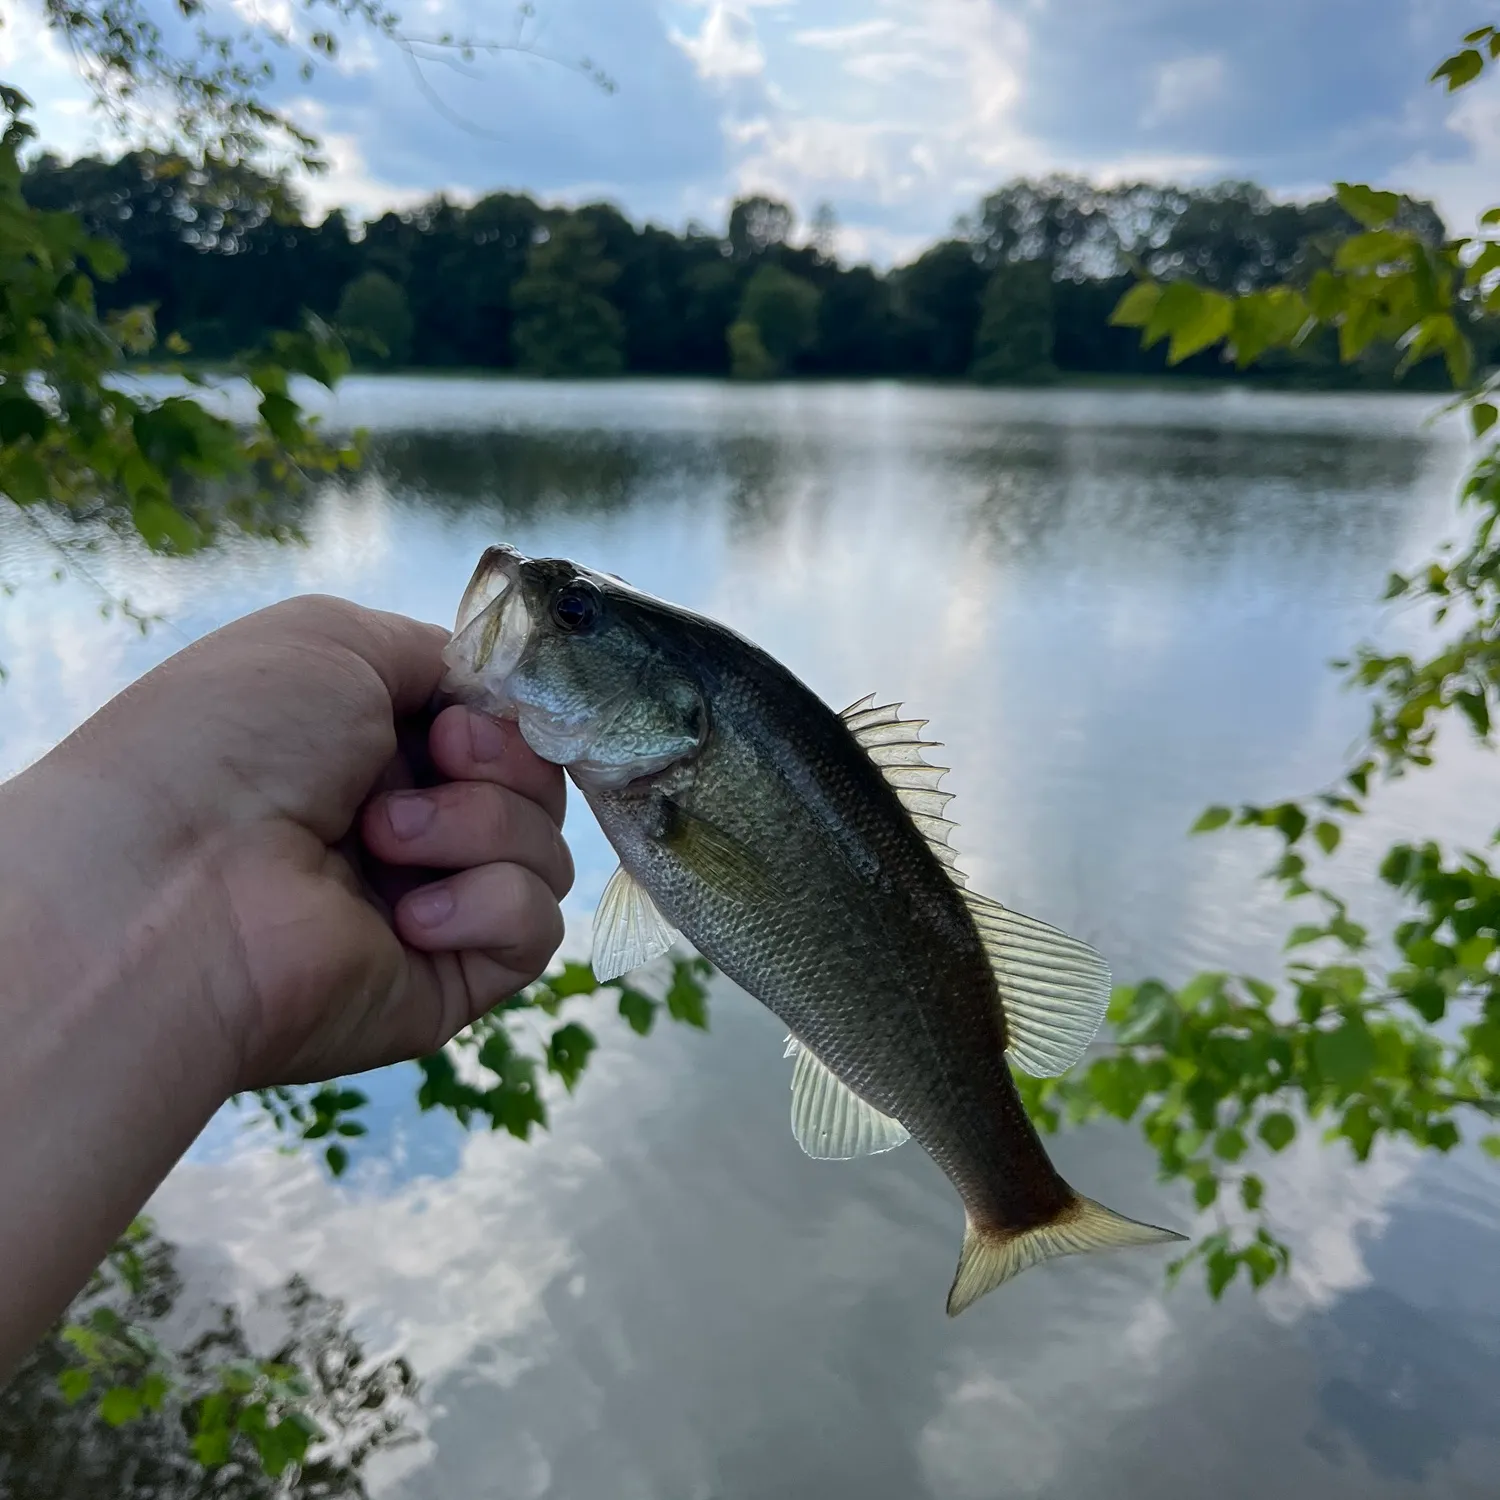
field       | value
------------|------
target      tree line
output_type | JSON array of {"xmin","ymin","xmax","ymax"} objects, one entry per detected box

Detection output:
[{"xmin": 20, "ymin": 151, "xmax": 1470, "ymax": 388}]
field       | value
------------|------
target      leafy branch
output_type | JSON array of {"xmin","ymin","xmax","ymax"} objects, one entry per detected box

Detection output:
[{"xmin": 1073, "ymin": 26, "xmax": 1500, "ymax": 1297}]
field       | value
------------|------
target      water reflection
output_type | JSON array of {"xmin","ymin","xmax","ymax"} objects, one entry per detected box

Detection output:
[
  {"xmin": 0, "ymin": 1222, "xmax": 416, "ymax": 1498},
  {"xmin": 1, "ymin": 379, "xmax": 1496, "ymax": 1499}
]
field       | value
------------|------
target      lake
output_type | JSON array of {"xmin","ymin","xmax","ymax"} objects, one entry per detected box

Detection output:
[{"xmin": 3, "ymin": 378, "xmax": 1498, "ymax": 1498}]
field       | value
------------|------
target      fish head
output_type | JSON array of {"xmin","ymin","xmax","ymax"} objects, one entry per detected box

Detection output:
[{"xmin": 440, "ymin": 544, "xmax": 707, "ymax": 791}]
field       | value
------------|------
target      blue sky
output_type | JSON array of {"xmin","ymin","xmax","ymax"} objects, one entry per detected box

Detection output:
[{"xmin": 5, "ymin": 0, "xmax": 1500, "ymax": 263}]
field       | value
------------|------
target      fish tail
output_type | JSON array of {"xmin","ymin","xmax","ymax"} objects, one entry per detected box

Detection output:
[{"xmin": 945, "ymin": 1194, "xmax": 1186, "ymax": 1316}]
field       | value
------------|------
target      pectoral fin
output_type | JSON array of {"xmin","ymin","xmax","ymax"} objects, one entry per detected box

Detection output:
[
  {"xmin": 592, "ymin": 864, "xmax": 679, "ymax": 982},
  {"xmin": 657, "ymin": 799, "xmax": 776, "ymax": 908}
]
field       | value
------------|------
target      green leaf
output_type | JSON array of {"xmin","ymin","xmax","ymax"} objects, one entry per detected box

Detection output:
[
  {"xmin": 1243, "ymin": 1242, "xmax": 1279, "ymax": 1288},
  {"xmin": 57, "ymin": 1367, "xmax": 93, "ymax": 1403},
  {"xmin": 132, "ymin": 498, "xmax": 200, "ymax": 554},
  {"xmin": 1313, "ymin": 821, "xmax": 1341, "ymax": 855},
  {"xmin": 1206, "ymin": 1247, "xmax": 1239, "ymax": 1300},
  {"xmin": 253, "ymin": 1416, "xmax": 313, "ymax": 1478},
  {"xmin": 1472, "ymin": 401, "xmax": 1498, "ymax": 437},
  {"xmin": 1311, "ymin": 1016, "xmax": 1378, "ymax": 1090},
  {"xmin": 83, "ymin": 235, "xmax": 127, "ymax": 279},
  {"xmin": 1285, "ymin": 924, "xmax": 1327, "ymax": 950},
  {"xmin": 1166, "ymin": 287, "xmax": 1233, "ymax": 364},
  {"xmin": 1457, "ymin": 690, "xmax": 1491, "ymax": 737},
  {"xmin": 1432, "ymin": 47, "xmax": 1485, "ymax": 90},
  {"xmin": 1333, "ymin": 229, "xmax": 1414, "ymax": 270},
  {"xmin": 549, "ymin": 961, "xmax": 605, "ymax": 999},
  {"xmin": 1334, "ymin": 182, "xmax": 1401, "ymax": 229},
  {"xmin": 0, "ymin": 392, "xmax": 49, "ymax": 444},
  {"xmin": 618, "ymin": 988, "xmax": 656, "ymax": 1036},
  {"xmin": 1239, "ymin": 1173, "xmax": 1264, "ymax": 1210},
  {"xmin": 1258, "ymin": 1112, "xmax": 1296, "ymax": 1152},
  {"xmin": 1191, "ymin": 805, "xmax": 1233, "ymax": 834},
  {"xmin": 325, "ymin": 1144, "xmax": 349, "ymax": 1176},
  {"xmin": 1109, "ymin": 280, "xmax": 1161, "ymax": 328},
  {"xmin": 1272, "ymin": 804, "xmax": 1308, "ymax": 844},
  {"xmin": 1213, "ymin": 1127, "xmax": 1247, "ymax": 1162},
  {"xmin": 1115, "ymin": 981, "xmax": 1178, "ymax": 1046},
  {"xmin": 1192, "ymin": 1174, "xmax": 1219, "ymax": 1209},
  {"xmin": 99, "ymin": 1385, "xmax": 144, "ymax": 1426},
  {"xmin": 665, "ymin": 965, "xmax": 709, "ymax": 1029},
  {"xmin": 1481, "ymin": 1134, "xmax": 1500, "ymax": 1159},
  {"xmin": 546, "ymin": 1022, "xmax": 597, "ymax": 1092},
  {"xmin": 191, "ymin": 1426, "xmax": 233, "ymax": 1468}
]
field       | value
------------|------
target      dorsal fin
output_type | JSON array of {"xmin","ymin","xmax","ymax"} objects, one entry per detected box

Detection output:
[
  {"xmin": 962, "ymin": 890, "xmax": 1112, "ymax": 1077},
  {"xmin": 840, "ymin": 695, "xmax": 966, "ymax": 888}
]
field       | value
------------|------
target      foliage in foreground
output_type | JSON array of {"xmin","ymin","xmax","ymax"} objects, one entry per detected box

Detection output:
[
  {"xmin": 29, "ymin": 957, "xmax": 713, "ymax": 1489},
  {"xmin": 0, "ymin": 88, "xmax": 359, "ymax": 567},
  {"xmin": 6, "ymin": 1218, "xmax": 417, "ymax": 1497},
  {"xmin": 1015, "ymin": 25, "xmax": 1500, "ymax": 1298}
]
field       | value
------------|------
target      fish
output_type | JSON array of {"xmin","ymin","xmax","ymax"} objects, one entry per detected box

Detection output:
[{"xmin": 440, "ymin": 543, "xmax": 1185, "ymax": 1314}]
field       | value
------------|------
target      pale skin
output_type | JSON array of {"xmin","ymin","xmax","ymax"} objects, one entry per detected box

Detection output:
[{"xmin": 0, "ymin": 595, "xmax": 573, "ymax": 1375}]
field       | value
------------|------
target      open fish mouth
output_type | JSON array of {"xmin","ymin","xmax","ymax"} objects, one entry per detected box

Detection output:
[{"xmin": 439, "ymin": 544, "xmax": 533, "ymax": 712}]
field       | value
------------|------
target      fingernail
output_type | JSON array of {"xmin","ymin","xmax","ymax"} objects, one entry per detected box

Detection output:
[
  {"xmin": 407, "ymin": 884, "xmax": 456, "ymax": 929},
  {"xmin": 386, "ymin": 792, "xmax": 436, "ymax": 840},
  {"xmin": 468, "ymin": 710, "xmax": 509, "ymax": 763}
]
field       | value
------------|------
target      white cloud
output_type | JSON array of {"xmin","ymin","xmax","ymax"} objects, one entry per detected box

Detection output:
[
  {"xmin": 286, "ymin": 102, "xmax": 457, "ymax": 220},
  {"xmin": 1143, "ymin": 52, "xmax": 1228, "ymax": 128},
  {"xmin": 670, "ymin": 0, "xmax": 791, "ymax": 81},
  {"xmin": 689, "ymin": 0, "xmax": 1042, "ymax": 254},
  {"xmin": 1389, "ymin": 85, "xmax": 1500, "ymax": 234},
  {"xmin": 792, "ymin": 19, "xmax": 899, "ymax": 49}
]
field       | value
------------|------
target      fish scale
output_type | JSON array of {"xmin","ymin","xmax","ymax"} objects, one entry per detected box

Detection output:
[{"xmin": 441, "ymin": 543, "xmax": 1185, "ymax": 1314}]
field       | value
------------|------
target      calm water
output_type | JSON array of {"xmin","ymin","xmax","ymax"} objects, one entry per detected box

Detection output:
[{"xmin": 3, "ymin": 378, "xmax": 1499, "ymax": 1497}]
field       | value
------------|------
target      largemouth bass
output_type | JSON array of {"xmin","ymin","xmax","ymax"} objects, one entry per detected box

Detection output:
[{"xmin": 441, "ymin": 544, "xmax": 1184, "ymax": 1314}]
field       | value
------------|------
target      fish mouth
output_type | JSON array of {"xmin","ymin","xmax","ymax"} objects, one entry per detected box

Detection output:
[{"xmin": 439, "ymin": 544, "xmax": 533, "ymax": 712}]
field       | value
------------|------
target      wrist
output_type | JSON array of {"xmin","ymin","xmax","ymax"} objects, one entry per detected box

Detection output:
[
  {"xmin": 0, "ymin": 757, "xmax": 250, "ymax": 1368},
  {"xmin": 0, "ymin": 754, "xmax": 248, "ymax": 1106}
]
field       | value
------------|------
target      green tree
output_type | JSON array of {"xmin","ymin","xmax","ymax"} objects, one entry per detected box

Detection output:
[
  {"xmin": 970, "ymin": 260, "xmax": 1056, "ymax": 383},
  {"xmin": 335, "ymin": 269, "xmax": 414, "ymax": 365},
  {"xmin": 728, "ymin": 195, "xmax": 794, "ymax": 260},
  {"xmin": 733, "ymin": 263, "xmax": 820, "ymax": 376},
  {"xmin": 891, "ymin": 239, "xmax": 988, "ymax": 377},
  {"xmin": 1021, "ymin": 26, "xmax": 1500, "ymax": 1299},
  {"xmin": 511, "ymin": 218, "xmax": 626, "ymax": 376},
  {"xmin": 727, "ymin": 319, "xmax": 776, "ymax": 379}
]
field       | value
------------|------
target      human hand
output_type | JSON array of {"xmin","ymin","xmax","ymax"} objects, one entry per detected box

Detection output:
[{"xmin": 7, "ymin": 594, "xmax": 571, "ymax": 1095}]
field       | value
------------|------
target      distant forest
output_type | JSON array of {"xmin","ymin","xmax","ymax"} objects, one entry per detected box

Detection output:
[{"xmin": 20, "ymin": 153, "xmax": 1479, "ymax": 388}]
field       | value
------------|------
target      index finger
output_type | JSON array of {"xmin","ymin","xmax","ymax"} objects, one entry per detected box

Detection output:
[
  {"xmin": 255, "ymin": 596, "xmax": 450, "ymax": 718},
  {"xmin": 428, "ymin": 705, "xmax": 568, "ymax": 827}
]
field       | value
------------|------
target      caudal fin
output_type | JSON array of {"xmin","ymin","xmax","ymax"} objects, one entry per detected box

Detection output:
[{"xmin": 946, "ymin": 1195, "xmax": 1186, "ymax": 1316}]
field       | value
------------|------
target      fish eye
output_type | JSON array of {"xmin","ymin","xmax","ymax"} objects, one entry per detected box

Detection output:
[{"xmin": 550, "ymin": 581, "xmax": 601, "ymax": 634}]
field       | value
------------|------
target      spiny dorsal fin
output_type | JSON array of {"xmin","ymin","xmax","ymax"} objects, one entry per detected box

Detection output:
[
  {"xmin": 840, "ymin": 695, "xmax": 966, "ymax": 888},
  {"xmin": 962, "ymin": 889, "xmax": 1112, "ymax": 1077},
  {"xmin": 784, "ymin": 1036, "xmax": 911, "ymax": 1159}
]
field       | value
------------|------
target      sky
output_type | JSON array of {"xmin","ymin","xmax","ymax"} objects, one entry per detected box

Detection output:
[{"xmin": 4, "ymin": 0, "xmax": 1500, "ymax": 264}]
